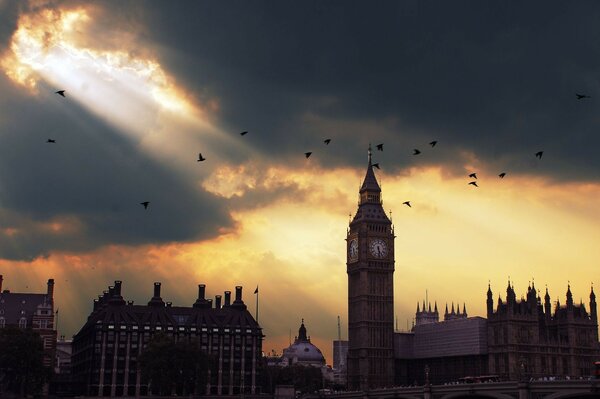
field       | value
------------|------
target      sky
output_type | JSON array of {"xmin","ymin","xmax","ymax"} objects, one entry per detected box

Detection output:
[{"xmin": 0, "ymin": 0, "xmax": 599, "ymax": 365}]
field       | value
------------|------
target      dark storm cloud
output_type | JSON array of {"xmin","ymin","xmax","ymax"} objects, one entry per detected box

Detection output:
[
  {"xmin": 123, "ymin": 0, "xmax": 600, "ymax": 180},
  {"xmin": 0, "ymin": 79, "xmax": 232, "ymax": 261}
]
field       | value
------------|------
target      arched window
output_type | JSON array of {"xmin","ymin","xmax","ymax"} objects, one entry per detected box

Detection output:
[
  {"xmin": 0, "ymin": 317, "xmax": 5, "ymax": 328},
  {"xmin": 19, "ymin": 317, "xmax": 27, "ymax": 328}
]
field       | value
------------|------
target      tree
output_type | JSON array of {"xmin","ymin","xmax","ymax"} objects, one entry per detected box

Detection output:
[
  {"xmin": 139, "ymin": 333, "xmax": 209, "ymax": 396},
  {"xmin": 0, "ymin": 327, "xmax": 50, "ymax": 396}
]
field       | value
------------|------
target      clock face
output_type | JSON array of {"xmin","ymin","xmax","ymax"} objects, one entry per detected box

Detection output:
[
  {"xmin": 348, "ymin": 238, "xmax": 358, "ymax": 261},
  {"xmin": 369, "ymin": 238, "xmax": 388, "ymax": 258}
]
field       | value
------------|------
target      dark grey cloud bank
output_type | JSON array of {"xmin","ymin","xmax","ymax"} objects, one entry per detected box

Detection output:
[
  {"xmin": 0, "ymin": 80, "xmax": 232, "ymax": 261},
  {"xmin": 1, "ymin": 0, "xmax": 600, "ymax": 260},
  {"xmin": 132, "ymin": 0, "xmax": 600, "ymax": 178}
]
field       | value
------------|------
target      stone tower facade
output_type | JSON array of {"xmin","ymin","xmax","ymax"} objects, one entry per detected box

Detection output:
[{"xmin": 346, "ymin": 147, "xmax": 395, "ymax": 390}]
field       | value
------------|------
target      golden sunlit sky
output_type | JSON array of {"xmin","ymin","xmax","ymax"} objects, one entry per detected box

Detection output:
[{"xmin": 0, "ymin": 1, "xmax": 599, "ymax": 365}]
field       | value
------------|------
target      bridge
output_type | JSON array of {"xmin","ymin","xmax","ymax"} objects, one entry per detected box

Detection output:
[{"xmin": 306, "ymin": 380, "xmax": 600, "ymax": 399}]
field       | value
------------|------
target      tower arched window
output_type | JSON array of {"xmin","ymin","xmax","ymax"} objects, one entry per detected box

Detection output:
[
  {"xmin": 19, "ymin": 317, "xmax": 27, "ymax": 328},
  {"xmin": 0, "ymin": 317, "xmax": 4, "ymax": 328}
]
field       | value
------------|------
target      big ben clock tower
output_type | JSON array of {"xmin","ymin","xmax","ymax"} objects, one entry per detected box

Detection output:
[{"xmin": 347, "ymin": 146, "xmax": 395, "ymax": 390}]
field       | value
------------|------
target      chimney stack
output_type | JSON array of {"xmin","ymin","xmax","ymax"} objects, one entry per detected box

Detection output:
[
  {"xmin": 193, "ymin": 284, "xmax": 210, "ymax": 308},
  {"xmin": 47, "ymin": 278, "xmax": 55, "ymax": 301},
  {"xmin": 215, "ymin": 295, "xmax": 222, "ymax": 309},
  {"xmin": 0, "ymin": 275, "xmax": 3, "ymax": 292},
  {"xmin": 108, "ymin": 286, "xmax": 115, "ymax": 296},
  {"xmin": 114, "ymin": 281, "xmax": 122, "ymax": 296},
  {"xmin": 231, "ymin": 286, "xmax": 248, "ymax": 310},
  {"xmin": 148, "ymin": 282, "xmax": 165, "ymax": 307},
  {"xmin": 93, "ymin": 299, "xmax": 99, "ymax": 311},
  {"xmin": 224, "ymin": 291, "xmax": 231, "ymax": 306}
]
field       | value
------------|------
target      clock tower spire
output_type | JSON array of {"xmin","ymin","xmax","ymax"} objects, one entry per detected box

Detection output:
[{"xmin": 346, "ymin": 147, "xmax": 395, "ymax": 390}]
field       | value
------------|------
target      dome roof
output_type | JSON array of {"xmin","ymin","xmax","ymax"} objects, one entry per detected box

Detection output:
[{"xmin": 281, "ymin": 319, "xmax": 325, "ymax": 366}]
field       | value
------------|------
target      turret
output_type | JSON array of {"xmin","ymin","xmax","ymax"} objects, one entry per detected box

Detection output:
[
  {"xmin": 47, "ymin": 278, "xmax": 55, "ymax": 302},
  {"xmin": 544, "ymin": 287, "xmax": 552, "ymax": 319},
  {"xmin": 487, "ymin": 283, "xmax": 494, "ymax": 316},
  {"xmin": 566, "ymin": 284, "xmax": 573, "ymax": 310}
]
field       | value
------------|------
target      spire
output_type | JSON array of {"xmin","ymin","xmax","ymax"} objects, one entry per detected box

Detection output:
[
  {"xmin": 434, "ymin": 301, "xmax": 438, "ymax": 313},
  {"xmin": 445, "ymin": 303, "xmax": 448, "ymax": 315},
  {"xmin": 417, "ymin": 302, "xmax": 420, "ymax": 313},
  {"xmin": 591, "ymin": 284, "xmax": 596, "ymax": 300},
  {"xmin": 359, "ymin": 145, "xmax": 381, "ymax": 195},
  {"xmin": 463, "ymin": 303, "xmax": 467, "ymax": 315}
]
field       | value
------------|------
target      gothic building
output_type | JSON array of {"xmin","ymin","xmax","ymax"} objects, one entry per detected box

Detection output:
[
  {"xmin": 71, "ymin": 281, "xmax": 262, "ymax": 397},
  {"xmin": 487, "ymin": 281, "xmax": 599, "ymax": 379},
  {"xmin": 346, "ymin": 147, "xmax": 395, "ymax": 390}
]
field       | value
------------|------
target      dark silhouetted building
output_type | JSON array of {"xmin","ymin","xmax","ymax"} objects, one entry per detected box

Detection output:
[
  {"xmin": 487, "ymin": 281, "xmax": 599, "ymax": 379},
  {"xmin": 0, "ymin": 275, "xmax": 56, "ymax": 368},
  {"xmin": 395, "ymin": 316, "xmax": 488, "ymax": 385},
  {"xmin": 71, "ymin": 281, "xmax": 262, "ymax": 397},
  {"xmin": 346, "ymin": 147, "xmax": 395, "ymax": 390}
]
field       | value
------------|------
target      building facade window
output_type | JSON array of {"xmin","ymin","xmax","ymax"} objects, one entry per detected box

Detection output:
[
  {"xmin": 0, "ymin": 317, "xmax": 5, "ymax": 328},
  {"xmin": 19, "ymin": 317, "xmax": 27, "ymax": 328}
]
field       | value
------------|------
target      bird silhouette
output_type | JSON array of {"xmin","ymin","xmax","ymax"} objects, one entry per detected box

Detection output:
[
  {"xmin": 305, "ymin": 152, "xmax": 312, "ymax": 159},
  {"xmin": 197, "ymin": 153, "xmax": 206, "ymax": 162},
  {"xmin": 576, "ymin": 94, "xmax": 591, "ymax": 99},
  {"xmin": 240, "ymin": 131, "xmax": 248, "ymax": 136},
  {"xmin": 372, "ymin": 163, "xmax": 380, "ymax": 169},
  {"xmin": 499, "ymin": 172, "xmax": 506, "ymax": 178},
  {"xmin": 429, "ymin": 141, "xmax": 437, "ymax": 147},
  {"xmin": 376, "ymin": 143, "xmax": 383, "ymax": 151},
  {"xmin": 324, "ymin": 138, "xmax": 331, "ymax": 145},
  {"xmin": 468, "ymin": 181, "xmax": 478, "ymax": 187},
  {"xmin": 413, "ymin": 149, "xmax": 421, "ymax": 155},
  {"xmin": 46, "ymin": 139, "xmax": 56, "ymax": 143},
  {"xmin": 402, "ymin": 201, "xmax": 411, "ymax": 207},
  {"xmin": 55, "ymin": 90, "xmax": 65, "ymax": 97},
  {"xmin": 469, "ymin": 173, "xmax": 477, "ymax": 179},
  {"xmin": 140, "ymin": 201, "xmax": 150, "ymax": 209},
  {"xmin": 535, "ymin": 151, "xmax": 544, "ymax": 159}
]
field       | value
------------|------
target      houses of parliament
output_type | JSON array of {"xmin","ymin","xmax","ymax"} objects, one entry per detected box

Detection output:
[{"xmin": 346, "ymin": 148, "xmax": 600, "ymax": 389}]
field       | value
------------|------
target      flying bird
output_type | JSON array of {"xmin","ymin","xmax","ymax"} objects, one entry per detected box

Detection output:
[
  {"xmin": 372, "ymin": 163, "xmax": 380, "ymax": 169},
  {"xmin": 535, "ymin": 151, "xmax": 544, "ymax": 159},
  {"xmin": 304, "ymin": 152, "xmax": 312, "ymax": 159},
  {"xmin": 197, "ymin": 153, "xmax": 206, "ymax": 162},
  {"xmin": 46, "ymin": 139, "xmax": 56, "ymax": 143},
  {"xmin": 576, "ymin": 93, "xmax": 591, "ymax": 99},
  {"xmin": 413, "ymin": 149, "xmax": 421, "ymax": 155},
  {"xmin": 468, "ymin": 181, "xmax": 478, "ymax": 187},
  {"xmin": 402, "ymin": 201, "xmax": 411, "ymax": 207},
  {"xmin": 55, "ymin": 90, "xmax": 65, "ymax": 97},
  {"xmin": 140, "ymin": 201, "xmax": 150, "ymax": 209},
  {"xmin": 323, "ymin": 138, "xmax": 331, "ymax": 145},
  {"xmin": 429, "ymin": 140, "xmax": 437, "ymax": 147},
  {"xmin": 499, "ymin": 172, "xmax": 506, "ymax": 178},
  {"xmin": 240, "ymin": 131, "xmax": 248, "ymax": 136},
  {"xmin": 376, "ymin": 143, "xmax": 383, "ymax": 151},
  {"xmin": 469, "ymin": 173, "xmax": 477, "ymax": 179}
]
